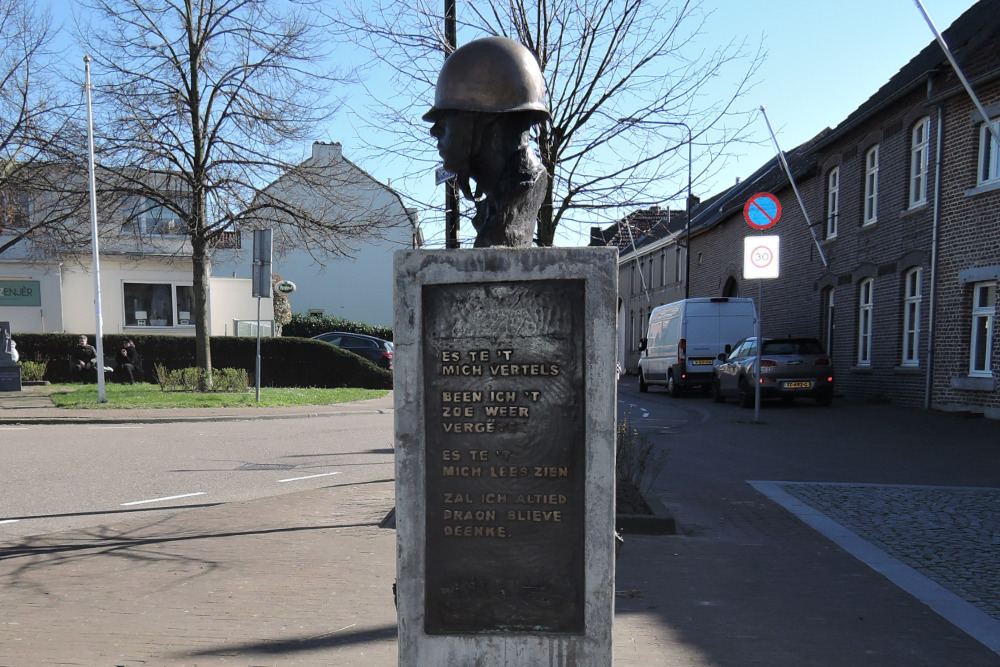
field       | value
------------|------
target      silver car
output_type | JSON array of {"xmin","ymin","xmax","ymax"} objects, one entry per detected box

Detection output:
[{"xmin": 711, "ymin": 337, "xmax": 834, "ymax": 407}]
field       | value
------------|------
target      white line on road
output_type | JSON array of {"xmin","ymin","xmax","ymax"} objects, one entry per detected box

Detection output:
[
  {"xmin": 0, "ymin": 519, "xmax": 19, "ymax": 525},
  {"xmin": 89, "ymin": 425, "xmax": 143, "ymax": 429},
  {"xmin": 121, "ymin": 492, "xmax": 207, "ymax": 506},
  {"xmin": 278, "ymin": 472, "xmax": 342, "ymax": 483},
  {"xmin": 0, "ymin": 427, "xmax": 28, "ymax": 431}
]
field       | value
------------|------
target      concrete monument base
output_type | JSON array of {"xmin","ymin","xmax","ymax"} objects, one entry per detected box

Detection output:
[{"xmin": 393, "ymin": 247, "xmax": 617, "ymax": 666}]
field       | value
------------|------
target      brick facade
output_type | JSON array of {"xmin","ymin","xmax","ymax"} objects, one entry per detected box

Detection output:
[{"xmin": 605, "ymin": 1, "xmax": 1000, "ymax": 417}]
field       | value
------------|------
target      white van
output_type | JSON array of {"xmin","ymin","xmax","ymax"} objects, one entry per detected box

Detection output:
[{"xmin": 637, "ymin": 297, "xmax": 757, "ymax": 396}]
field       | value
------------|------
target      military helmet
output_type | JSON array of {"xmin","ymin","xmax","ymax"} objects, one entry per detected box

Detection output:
[{"xmin": 423, "ymin": 36, "xmax": 549, "ymax": 122}]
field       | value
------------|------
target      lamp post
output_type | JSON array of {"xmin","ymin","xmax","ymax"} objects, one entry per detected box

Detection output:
[{"xmin": 619, "ymin": 118, "xmax": 693, "ymax": 298}]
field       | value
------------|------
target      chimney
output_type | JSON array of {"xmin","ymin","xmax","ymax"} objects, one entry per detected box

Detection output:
[{"xmin": 312, "ymin": 141, "xmax": 342, "ymax": 161}]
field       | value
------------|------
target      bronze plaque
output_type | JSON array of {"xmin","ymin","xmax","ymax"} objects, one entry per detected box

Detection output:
[{"xmin": 422, "ymin": 280, "xmax": 586, "ymax": 634}]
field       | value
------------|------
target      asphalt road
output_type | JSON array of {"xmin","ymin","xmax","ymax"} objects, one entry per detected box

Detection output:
[
  {"xmin": 614, "ymin": 374, "xmax": 1000, "ymax": 665},
  {"xmin": 0, "ymin": 413, "xmax": 395, "ymax": 541}
]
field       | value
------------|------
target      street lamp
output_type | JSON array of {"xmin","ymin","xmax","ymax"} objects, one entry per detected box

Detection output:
[{"xmin": 619, "ymin": 118, "xmax": 693, "ymax": 299}]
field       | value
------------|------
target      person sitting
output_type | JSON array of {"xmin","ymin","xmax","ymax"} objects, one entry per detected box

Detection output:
[
  {"xmin": 71, "ymin": 335, "xmax": 98, "ymax": 374},
  {"xmin": 115, "ymin": 339, "xmax": 141, "ymax": 384}
]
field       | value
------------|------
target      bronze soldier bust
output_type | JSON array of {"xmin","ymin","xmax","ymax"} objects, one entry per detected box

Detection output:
[{"xmin": 423, "ymin": 37, "xmax": 549, "ymax": 248}]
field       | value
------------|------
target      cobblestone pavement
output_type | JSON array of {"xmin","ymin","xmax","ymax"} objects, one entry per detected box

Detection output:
[{"xmin": 753, "ymin": 481, "xmax": 1000, "ymax": 654}]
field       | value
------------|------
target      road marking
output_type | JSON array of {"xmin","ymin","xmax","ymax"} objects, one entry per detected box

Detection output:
[
  {"xmin": 278, "ymin": 472, "xmax": 342, "ymax": 483},
  {"xmin": 0, "ymin": 427, "xmax": 28, "ymax": 431},
  {"xmin": 0, "ymin": 519, "xmax": 19, "ymax": 525},
  {"xmin": 89, "ymin": 425, "xmax": 143, "ymax": 429},
  {"xmin": 121, "ymin": 492, "xmax": 206, "ymax": 506}
]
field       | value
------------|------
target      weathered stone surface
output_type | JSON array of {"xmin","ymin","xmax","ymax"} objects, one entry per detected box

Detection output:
[{"xmin": 394, "ymin": 247, "xmax": 617, "ymax": 666}]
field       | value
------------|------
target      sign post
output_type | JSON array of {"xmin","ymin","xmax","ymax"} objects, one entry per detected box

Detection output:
[
  {"xmin": 743, "ymin": 194, "xmax": 782, "ymax": 423},
  {"xmin": 252, "ymin": 230, "xmax": 272, "ymax": 402}
]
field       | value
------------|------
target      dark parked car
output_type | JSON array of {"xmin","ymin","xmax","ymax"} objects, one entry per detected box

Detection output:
[
  {"xmin": 312, "ymin": 331, "xmax": 394, "ymax": 370},
  {"xmin": 711, "ymin": 336, "xmax": 833, "ymax": 407}
]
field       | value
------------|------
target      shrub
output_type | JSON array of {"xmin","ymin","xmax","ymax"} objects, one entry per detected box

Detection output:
[
  {"xmin": 11, "ymin": 333, "xmax": 391, "ymax": 389},
  {"xmin": 18, "ymin": 360, "xmax": 47, "ymax": 382},
  {"xmin": 283, "ymin": 313, "xmax": 393, "ymax": 341},
  {"xmin": 616, "ymin": 407, "xmax": 665, "ymax": 513},
  {"xmin": 155, "ymin": 364, "xmax": 250, "ymax": 392}
]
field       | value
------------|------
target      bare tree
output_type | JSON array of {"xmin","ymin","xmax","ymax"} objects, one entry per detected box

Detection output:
[
  {"xmin": 335, "ymin": 0, "xmax": 762, "ymax": 246},
  {"xmin": 78, "ymin": 0, "xmax": 385, "ymax": 384},
  {"xmin": 0, "ymin": 0, "xmax": 89, "ymax": 256}
]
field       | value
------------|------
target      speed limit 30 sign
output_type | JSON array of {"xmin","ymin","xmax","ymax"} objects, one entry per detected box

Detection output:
[{"xmin": 743, "ymin": 236, "xmax": 780, "ymax": 279}]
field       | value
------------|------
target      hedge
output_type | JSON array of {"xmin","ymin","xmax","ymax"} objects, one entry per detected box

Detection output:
[
  {"xmin": 12, "ymin": 333, "xmax": 392, "ymax": 390},
  {"xmin": 282, "ymin": 313, "xmax": 393, "ymax": 341}
]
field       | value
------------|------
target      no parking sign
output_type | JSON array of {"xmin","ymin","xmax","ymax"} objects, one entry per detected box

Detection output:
[{"xmin": 744, "ymin": 236, "xmax": 780, "ymax": 279}]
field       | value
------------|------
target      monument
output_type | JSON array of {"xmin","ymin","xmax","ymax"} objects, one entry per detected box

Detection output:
[
  {"xmin": 0, "ymin": 322, "xmax": 21, "ymax": 392},
  {"xmin": 394, "ymin": 37, "xmax": 617, "ymax": 665}
]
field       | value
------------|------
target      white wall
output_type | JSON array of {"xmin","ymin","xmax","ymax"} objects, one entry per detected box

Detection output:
[
  {"xmin": 0, "ymin": 262, "xmax": 64, "ymax": 333},
  {"xmin": 1, "ymin": 256, "xmax": 256, "ymax": 337},
  {"xmin": 213, "ymin": 142, "xmax": 417, "ymax": 328},
  {"xmin": 209, "ymin": 278, "xmax": 265, "ymax": 335}
]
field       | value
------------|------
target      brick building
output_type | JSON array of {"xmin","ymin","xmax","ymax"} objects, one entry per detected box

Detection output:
[{"xmin": 601, "ymin": 0, "xmax": 999, "ymax": 418}]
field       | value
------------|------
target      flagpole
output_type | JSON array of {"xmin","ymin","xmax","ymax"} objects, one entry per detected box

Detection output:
[
  {"xmin": 84, "ymin": 55, "xmax": 107, "ymax": 403},
  {"xmin": 759, "ymin": 106, "xmax": 828, "ymax": 268},
  {"xmin": 913, "ymin": 0, "xmax": 1000, "ymax": 148}
]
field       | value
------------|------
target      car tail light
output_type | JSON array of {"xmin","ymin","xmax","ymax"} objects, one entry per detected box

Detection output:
[
  {"xmin": 814, "ymin": 357, "xmax": 831, "ymax": 366},
  {"xmin": 678, "ymin": 338, "xmax": 686, "ymax": 363},
  {"xmin": 760, "ymin": 359, "xmax": 778, "ymax": 367}
]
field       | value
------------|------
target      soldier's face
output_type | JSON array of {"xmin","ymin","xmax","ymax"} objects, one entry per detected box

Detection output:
[{"xmin": 429, "ymin": 113, "xmax": 468, "ymax": 174}]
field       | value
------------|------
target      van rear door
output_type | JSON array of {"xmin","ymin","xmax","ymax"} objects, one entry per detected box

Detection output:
[{"xmin": 682, "ymin": 301, "xmax": 725, "ymax": 371}]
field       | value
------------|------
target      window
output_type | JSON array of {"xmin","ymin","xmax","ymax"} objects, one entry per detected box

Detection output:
[
  {"xmin": 123, "ymin": 282, "xmax": 194, "ymax": 327},
  {"xmin": 1, "ymin": 190, "xmax": 32, "ymax": 228},
  {"xmin": 864, "ymin": 146, "xmax": 879, "ymax": 224},
  {"xmin": 123, "ymin": 197, "xmax": 187, "ymax": 235},
  {"xmin": 826, "ymin": 167, "xmax": 839, "ymax": 238},
  {"xmin": 978, "ymin": 118, "xmax": 1000, "ymax": 185},
  {"xmin": 675, "ymin": 247, "xmax": 682, "ymax": 282},
  {"xmin": 822, "ymin": 287, "xmax": 835, "ymax": 354},
  {"xmin": 910, "ymin": 118, "xmax": 930, "ymax": 206},
  {"xmin": 857, "ymin": 279, "xmax": 873, "ymax": 366},
  {"xmin": 969, "ymin": 282, "xmax": 996, "ymax": 377},
  {"xmin": 902, "ymin": 268, "xmax": 922, "ymax": 366},
  {"xmin": 630, "ymin": 311, "xmax": 636, "ymax": 351}
]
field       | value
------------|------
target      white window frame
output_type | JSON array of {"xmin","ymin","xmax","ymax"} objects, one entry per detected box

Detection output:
[
  {"xmin": 823, "ymin": 287, "xmax": 835, "ymax": 354},
  {"xmin": 910, "ymin": 118, "xmax": 930, "ymax": 207},
  {"xmin": 857, "ymin": 279, "xmax": 873, "ymax": 366},
  {"xmin": 123, "ymin": 281, "xmax": 195, "ymax": 328},
  {"xmin": 864, "ymin": 146, "xmax": 879, "ymax": 224},
  {"xmin": 978, "ymin": 118, "xmax": 1000, "ymax": 185},
  {"xmin": 902, "ymin": 268, "xmax": 922, "ymax": 366},
  {"xmin": 969, "ymin": 282, "xmax": 996, "ymax": 377},
  {"xmin": 630, "ymin": 311, "xmax": 636, "ymax": 352},
  {"xmin": 826, "ymin": 167, "xmax": 839, "ymax": 238}
]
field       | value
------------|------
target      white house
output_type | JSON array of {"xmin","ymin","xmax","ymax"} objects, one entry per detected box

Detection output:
[
  {"xmin": 0, "ymin": 254, "xmax": 258, "ymax": 337},
  {"xmin": 0, "ymin": 142, "xmax": 417, "ymax": 335},
  {"xmin": 213, "ymin": 142, "xmax": 420, "ymax": 327}
]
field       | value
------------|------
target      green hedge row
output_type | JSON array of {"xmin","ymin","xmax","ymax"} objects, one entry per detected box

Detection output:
[
  {"xmin": 12, "ymin": 333, "xmax": 392, "ymax": 390},
  {"xmin": 282, "ymin": 313, "xmax": 393, "ymax": 341}
]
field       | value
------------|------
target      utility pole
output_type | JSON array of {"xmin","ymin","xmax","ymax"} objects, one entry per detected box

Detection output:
[{"xmin": 443, "ymin": 0, "xmax": 460, "ymax": 249}]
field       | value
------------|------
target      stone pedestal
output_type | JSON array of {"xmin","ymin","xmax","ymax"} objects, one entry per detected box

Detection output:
[{"xmin": 393, "ymin": 248, "xmax": 617, "ymax": 666}]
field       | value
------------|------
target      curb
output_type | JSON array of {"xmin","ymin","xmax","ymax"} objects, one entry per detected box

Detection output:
[
  {"xmin": 0, "ymin": 407, "xmax": 394, "ymax": 426},
  {"xmin": 615, "ymin": 493, "xmax": 677, "ymax": 536}
]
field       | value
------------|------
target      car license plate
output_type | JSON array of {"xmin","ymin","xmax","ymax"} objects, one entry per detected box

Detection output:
[
  {"xmin": 691, "ymin": 359, "xmax": 713, "ymax": 365},
  {"xmin": 784, "ymin": 381, "xmax": 812, "ymax": 389}
]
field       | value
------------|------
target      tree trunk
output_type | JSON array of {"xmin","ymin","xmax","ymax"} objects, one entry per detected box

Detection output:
[
  {"xmin": 191, "ymin": 232, "xmax": 213, "ymax": 391},
  {"xmin": 536, "ymin": 128, "xmax": 558, "ymax": 247}
]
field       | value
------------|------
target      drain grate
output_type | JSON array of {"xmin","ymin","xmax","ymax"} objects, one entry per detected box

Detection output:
[{"xmin": 236, "ymin": 463, "xmax": 297, "ymax": 471}]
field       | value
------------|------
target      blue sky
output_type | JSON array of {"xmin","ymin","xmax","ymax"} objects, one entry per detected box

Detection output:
[
  {"xmin": 332, "ymin": 0, "xmax": 980, "ymax": 247},
  {"xmin": 58, "ymin": 0, "xmax": 980, "ymax": 247}
]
